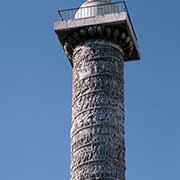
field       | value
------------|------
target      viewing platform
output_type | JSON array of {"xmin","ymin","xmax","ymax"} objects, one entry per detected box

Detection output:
[{"xmin": 54, "ymin": 1, "xmax": 140, "ymax": 61}]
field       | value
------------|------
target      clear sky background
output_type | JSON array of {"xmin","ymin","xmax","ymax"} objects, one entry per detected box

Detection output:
[{"xmin": 0, "ymin": 0, "xmax": 179, "ymax": 179}]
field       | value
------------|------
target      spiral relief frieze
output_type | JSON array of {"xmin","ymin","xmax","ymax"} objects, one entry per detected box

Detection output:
[{"xmin": 70, "ymin": 39, "xmax": 125, "ymax": 180}]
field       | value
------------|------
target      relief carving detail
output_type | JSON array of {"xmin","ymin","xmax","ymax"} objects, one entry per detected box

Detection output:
[{"xmin": 71, "ymin": 40, "xmax": 125, "ymax": 180}]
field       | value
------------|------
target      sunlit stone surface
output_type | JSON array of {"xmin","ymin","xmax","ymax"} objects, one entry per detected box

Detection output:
[
  {"xmin": 75, "ymin": 0, "xmax": 118, "ymax": 19},
  {"xmin": 70, "ymin": 40, "xmax": 126, "ymax": 180}
]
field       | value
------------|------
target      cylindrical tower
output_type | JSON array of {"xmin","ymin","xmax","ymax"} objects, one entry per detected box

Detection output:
[{"xmin": 54, "ymin": 0, "xmax": 140, "ymax": 179}]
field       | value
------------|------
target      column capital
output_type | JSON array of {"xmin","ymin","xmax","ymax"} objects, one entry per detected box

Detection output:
[{"xmin": 63, "ymin": 25, "xmax": 132, "ymax": 65}]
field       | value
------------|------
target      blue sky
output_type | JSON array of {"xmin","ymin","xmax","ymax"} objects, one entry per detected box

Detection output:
[{"xmin": 0, "ymin": 0, "xmax": 179, "ymax": 179}]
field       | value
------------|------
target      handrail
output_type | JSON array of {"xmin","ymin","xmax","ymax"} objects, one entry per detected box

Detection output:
[
  {"xmin": 58, "ymin": 1, "xmax": 126, "ymax": 21},
  {"xmin": 57, "ymin": 1, "xmax": 137, "ymax": 40},
  {"xmin": 59, "ymin": 1, "xmax": 125, "ymax": 13}
]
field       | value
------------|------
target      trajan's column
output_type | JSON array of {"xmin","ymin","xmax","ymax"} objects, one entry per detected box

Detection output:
[{"xmin": 54, "ymin": 0, "xmax": 140, "ymax": 179}]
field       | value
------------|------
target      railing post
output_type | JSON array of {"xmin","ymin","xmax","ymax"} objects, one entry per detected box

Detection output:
[{"xmin": 58, "ymin": 10, "xmax": 63, "ymax": 21}]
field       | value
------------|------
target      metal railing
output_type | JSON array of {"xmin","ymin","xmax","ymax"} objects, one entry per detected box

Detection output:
[
  {"xmin": 58, "ymin": 1, "xmax": 127, "ymax": 21},
  {"xmin": 57, "ymin": 1, "xmax": 137, "ymax": 40}
]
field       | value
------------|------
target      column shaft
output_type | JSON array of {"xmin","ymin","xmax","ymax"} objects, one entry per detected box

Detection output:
[{"xmin": 71, "ymin": 40, "xmax": 125, "ymax": 180}]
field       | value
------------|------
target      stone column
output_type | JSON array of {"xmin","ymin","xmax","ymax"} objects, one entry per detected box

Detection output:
[
  {"xmin": 70, "ymin": 39, "xmax": 126, "ymax": 180},
  {"xmin": 55, "ymin": 1, "xmax": 140, "ymax": 178}
]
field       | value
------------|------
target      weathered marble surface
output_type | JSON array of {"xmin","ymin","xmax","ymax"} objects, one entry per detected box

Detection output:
[
  {"xmin": 70, "ymin": 40, "xmax": 125, "ymax": 180},
  {"xmin": 63, "ymin": 25, "xmax": 134, "ymax": 64}
]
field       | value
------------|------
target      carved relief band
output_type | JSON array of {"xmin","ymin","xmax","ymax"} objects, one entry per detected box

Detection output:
[{"xmin": 70, "ymin": 40, "xmax": 125, "ymax": 180}]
